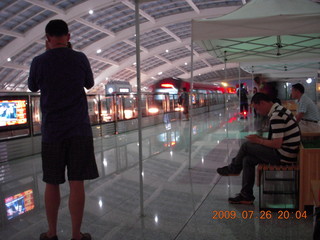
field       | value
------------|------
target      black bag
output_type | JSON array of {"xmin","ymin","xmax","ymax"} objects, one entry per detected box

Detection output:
[
  {"xmin": 238, "ymin": 88, "xmax": 248, "ymax": 101},
  {"xmin": 178, "ymin": 95, "xmax": 183, "ymax": 105}
]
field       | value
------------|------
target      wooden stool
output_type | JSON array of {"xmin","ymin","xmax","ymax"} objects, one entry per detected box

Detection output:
[{"xmin": 257, "ymin": 163, "xmax": 299, "ymax": 211}]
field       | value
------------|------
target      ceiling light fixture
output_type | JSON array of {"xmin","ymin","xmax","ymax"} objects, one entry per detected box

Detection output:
[{"xmin": 306, "ymin": 78, "xmax": 312, "ymax": 84}]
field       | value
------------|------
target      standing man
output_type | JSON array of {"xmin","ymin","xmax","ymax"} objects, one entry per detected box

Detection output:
[
  {"xmin": 28, "ymin": 19, "xmax": 99, "ymax": 240},
  {"xmin": 237, "ymin": 83, "xmax": 249, "ymax": 118},
  {"xmin": 291, "ymin": 83, "xmax": 320, "ymax": 133},
  {"xmin": 217, "ymin": 93, "xmax": 300, "ymax": 204}
]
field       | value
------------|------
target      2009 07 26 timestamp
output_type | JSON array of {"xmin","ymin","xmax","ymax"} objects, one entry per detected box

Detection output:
[{"xmin": 212, "ymin": 210, "xmax": 307, "ymax": 220}]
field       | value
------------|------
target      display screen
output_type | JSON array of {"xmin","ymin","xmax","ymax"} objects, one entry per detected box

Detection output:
[
  {"xmin": 119, "ymin": 88, "xmax": 130, "ymax": 93},
  {"xmin": 5, "ymin": 189, "xmax": 35, "ymax": 220},
  {"xmin": 0, "ymin": 99, "xmax": 28, "ymax": 127}
]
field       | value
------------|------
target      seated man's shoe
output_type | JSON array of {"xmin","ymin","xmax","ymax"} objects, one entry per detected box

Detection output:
[
  {"xmin": 40, "ymin": 233, "xmax": 58, "ymax": 240},
  {"xmin": 217, "ymin": 166, "xmax": 240, "ymax": 176},
  {"xmin": 228, "ymin": 194, "xmax": 254, "ymax": 205},
  {"xmin": 71, "ymin": 233, "xmax": 92, "ymax": 240}
]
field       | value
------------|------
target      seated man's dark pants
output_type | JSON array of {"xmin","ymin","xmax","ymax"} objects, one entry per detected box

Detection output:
[{"xmin": 228, "ymin": 141, "xmax": 281, "ymax": 200}]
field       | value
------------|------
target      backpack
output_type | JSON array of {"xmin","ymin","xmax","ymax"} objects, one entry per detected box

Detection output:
[
  {"xmin": 239, "ymin": 88, "xmax": 248, "ymax": 101},
  {"xmin": 178, "ymin": 95, "xmax": 183, "ymax": 105}
]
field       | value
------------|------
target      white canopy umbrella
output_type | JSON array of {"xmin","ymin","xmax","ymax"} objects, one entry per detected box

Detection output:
[{"xmin": 192, "ymin": 0, "xmax": 320, "ymax": 77}]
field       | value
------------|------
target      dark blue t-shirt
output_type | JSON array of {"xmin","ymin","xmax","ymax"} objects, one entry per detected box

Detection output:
[{"xmin": 28, "ymin": 47, "xmax": 94, "ymax": 143}]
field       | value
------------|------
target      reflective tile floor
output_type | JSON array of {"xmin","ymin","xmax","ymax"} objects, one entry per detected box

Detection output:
[{"xmin": 0, "ymin": 107, "xmax": 315, "ymax": 240}]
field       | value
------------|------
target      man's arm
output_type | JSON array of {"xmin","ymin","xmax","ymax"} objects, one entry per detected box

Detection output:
[
  {"xmin": 28, "ymin": 59, "xmax": 40, "ymax": 92},
  {"xmin": 82, "ymin": 54, "xmax": 94, "ymax": 89},
  {"xmin": 246, "ymin": 134, "xmax": 283, "ymax": 149},
  {"xmin": 295, "ymin": 97, "xmax": 307, "ymax": 122},
  {"xmin": 295, "ymin": 112, "xmax": 304, "ymax": 122}
]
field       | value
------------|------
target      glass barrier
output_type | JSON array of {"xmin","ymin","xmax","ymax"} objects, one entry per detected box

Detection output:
[
  {"xmin": 87, "ymin": 95, "xmax": 99, "ymax": 125},
  {"xmin": 146, "ymin": 93, "xmax": 162, "ymax": 116},
  {"xmin": 209, "ymin": 92, "xmax": 217, "ymax": 105},
  {"xmin": 217, "ymin": 92, "xmax": 224, "ymax": 104},
  {"xmin": 31, "ymin": 96, "xmax": 41, "ymax": 135},
  {"xmin": 197, "ymin": 93, "xmax": 206, "ymax": 107},
  {"xmin": 122, "ymin": 94, "xmax": 138, "ymax": 120},
  {"xmin": 100, "ymin": 95, "xmax": 115, "ymax": 122}
]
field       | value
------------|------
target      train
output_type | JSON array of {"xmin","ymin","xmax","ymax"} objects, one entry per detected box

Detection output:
[
  {"xmin": 150, "ymin": 77, "xmax": 237, "ymax": 112},
  {"xmin": 151, "ymin": 77, "xmax": 236, "ymax": 95}
]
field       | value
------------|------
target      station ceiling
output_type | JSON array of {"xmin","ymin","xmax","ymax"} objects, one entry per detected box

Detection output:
[{"xmin": 0, "ymin": 0, "xmax": 319, "ymax": 94}]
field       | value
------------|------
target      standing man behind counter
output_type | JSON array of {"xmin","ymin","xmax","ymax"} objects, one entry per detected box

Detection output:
[
  {"xmin": 291, "ymin": 83, "xmax": 320, "ymax": 133},
  {"xmin": 28, "ymin": 19, "xmax": 99, "ymax": 240}
]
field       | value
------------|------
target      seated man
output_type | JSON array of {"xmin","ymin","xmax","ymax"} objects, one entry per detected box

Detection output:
[
  {"xmin": 217, "ymin": 93, "xmax": 301, "ymax": 204},
  {"xmin": 291, "ymin": 83, "xmax": 320, "ymax": 133}
]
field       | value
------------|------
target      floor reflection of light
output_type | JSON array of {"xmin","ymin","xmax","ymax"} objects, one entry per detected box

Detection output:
[
  {"xmin": 217, "ymin": 140, "xmax": 220, "ymax": 144},
  {"xmin": 154, "ymin": 215, "xmax": 159, "ymax": 224},
  {"xmin": 99, "ymin": 199, "xmax": 103, "ymax": 208},
  {"xmin": 170, "ymin": 151, "xmax": 173, "ymax": 157},
  {"xmin": 142, "ymin": 171, "xmax": 144, "ymax": 177},
  {"xmin": 202, "ymin": 157, "xmax": 204, "ymax": 164},
  {"xmin": 103, "ymin": 158, "xmax": 108, "ymax": 167}
]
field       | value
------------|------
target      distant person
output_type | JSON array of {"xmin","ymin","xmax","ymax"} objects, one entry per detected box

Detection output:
[
  {"xmin": 217, "ymin": 93, "xmax": 300, "ymax": 204},
  {"xmin": 254, "ymin": 75, "xmax": 281, "ymax": 104},
  {"xmin": 237, "ymin": 83, "xmax": 249, "ymax": 118},
  {"xmin": 253, "ymin": 87, "xmax": 258, "ymax": 118},
  {"xmin": 179, "ymin": 87, "xmax": 189, "ymax": 120},
  {"xmin": 28, "ymin": 19, "xmax": 99, "ymax": 240},
  {"xmin": 291, "ymin": 83, "xmax": 320, "ymax": 132},
  {"xmin": 254, "ymin": 75, "xmax": 270, "ymax": 95}
]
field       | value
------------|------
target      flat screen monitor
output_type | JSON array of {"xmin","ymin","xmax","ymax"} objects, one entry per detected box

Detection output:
[
  {"xmin": 0, "ymin": 97, "xmax": 29, "ymax": 130},
  {"xmin": 4, "ymin": 189, "xmax": 35, "ymax": 220}
]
